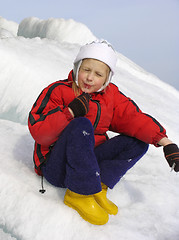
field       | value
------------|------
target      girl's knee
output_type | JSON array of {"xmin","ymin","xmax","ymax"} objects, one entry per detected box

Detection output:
[{"xmin": 71, "ymin": 117, "xmax": 94, "ymax": 132}]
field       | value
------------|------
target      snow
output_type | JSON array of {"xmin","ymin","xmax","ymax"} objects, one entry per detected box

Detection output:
[
  {"xmin": 0, "ymin": 16, "xmax": 179, "ymax": 240},
  {"xmin": 0, "ymin": 17, "xmax": 18, "ymax": 37},
  {"xmin": 17, "ymin": 17, "xmax": 96, "ymax": 45}
]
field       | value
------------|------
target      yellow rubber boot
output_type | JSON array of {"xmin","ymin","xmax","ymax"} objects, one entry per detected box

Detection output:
[
  {"xmin": 64, "ymin": 189, "xmax": 109, "ymax": 225},
  {"xmin": 94, "ymin": 183, "xmax": 118, "ymax": 215}
]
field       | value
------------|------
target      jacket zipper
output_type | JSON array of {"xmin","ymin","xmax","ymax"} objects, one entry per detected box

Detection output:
[{"xmin": 90, "ymin": 99, "xmax": 101, "ymax": 130}]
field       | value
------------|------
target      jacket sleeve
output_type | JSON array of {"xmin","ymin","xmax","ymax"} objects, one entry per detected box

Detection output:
[
  {"xmin": 28, "ymin": 83, "xmax": 73, "ymax": 146},
  {"xmin": 109, "ymin": 85, "xmax": 167, "ymax": 146}
]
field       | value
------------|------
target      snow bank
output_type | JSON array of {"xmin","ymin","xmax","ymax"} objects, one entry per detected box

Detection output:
[
  {"xmin": 0, "ymin": 16, "xmax": 179, "ymax": 240},
  {"xmin": 0, "ymin": 36, "xmax": 79, "ymax": 124},
  {"xmin": 17, "ymin": 17, "xmax": 96, "ymax": 45},
  {"xmin": 0, "ymin": 28, "xmax": 15, "ymax": 38},
  {"xmin": 0, "ymin": 16, "xmax": 18, "ymax": 36}
]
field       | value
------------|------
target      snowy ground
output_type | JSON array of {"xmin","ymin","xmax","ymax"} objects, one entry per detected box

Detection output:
[{"xmin": 0, "ymin": 17, "xmax": 179, "ymax": 240}]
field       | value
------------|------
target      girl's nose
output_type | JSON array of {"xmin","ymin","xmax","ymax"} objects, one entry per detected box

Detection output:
[{"xmin": 87, "ymin": 72, "xmax": 93, "ymax": 82}]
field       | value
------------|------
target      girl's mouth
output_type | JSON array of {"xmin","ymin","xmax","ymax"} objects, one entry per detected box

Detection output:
[{"xmin": 84, "ymin": 83, "xmax": 92, "ymax": 89}]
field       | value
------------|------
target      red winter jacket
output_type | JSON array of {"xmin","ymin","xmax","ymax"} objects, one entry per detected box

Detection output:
[{"xmin": 28, "ymin": 70, "xmax": 167, "ymax": 175}]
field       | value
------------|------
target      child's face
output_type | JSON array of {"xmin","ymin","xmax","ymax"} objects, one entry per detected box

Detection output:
[{"xmin": 78, "ymin": 58, "xmax": 110, "ymax": 93}]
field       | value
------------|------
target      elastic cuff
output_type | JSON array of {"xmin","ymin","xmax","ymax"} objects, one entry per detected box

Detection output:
[{"xmin": 153, "ymin": 133, "xmax": 168, "ymax": 147}]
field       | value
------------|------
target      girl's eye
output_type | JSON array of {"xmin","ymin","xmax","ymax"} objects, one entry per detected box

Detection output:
[{"xmin": 96, "ymin": 72, "xmax": 102, "ymax": 77}]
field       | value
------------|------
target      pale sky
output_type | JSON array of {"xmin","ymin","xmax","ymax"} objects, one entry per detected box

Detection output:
[{"xmin": 1, "ymin": 0, "xmax": 179, "ymax": 90}]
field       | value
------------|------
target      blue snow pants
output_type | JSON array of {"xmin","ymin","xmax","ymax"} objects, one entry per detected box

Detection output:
[{"xmin": 41, "ymin": 117, "xmax": 149, "ymax": 195}]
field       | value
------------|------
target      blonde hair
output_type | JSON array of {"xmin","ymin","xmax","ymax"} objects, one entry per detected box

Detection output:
[{"xmin": 72, "ymin": 81, "xmax": 81, "ymax": 96}]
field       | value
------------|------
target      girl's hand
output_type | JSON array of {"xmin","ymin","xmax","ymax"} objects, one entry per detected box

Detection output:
[
  {"xmin": 163, "ymin": 143, "xmax": 179, "ymax": 172},
  {"xmin": 68, "ymin": 93, "xmax": 90, "ymax": 117}
]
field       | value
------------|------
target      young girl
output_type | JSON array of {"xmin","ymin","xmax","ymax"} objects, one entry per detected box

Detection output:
[{"xmin": 28, "ymin": 40, "xmax": 179, "ymax": 225}]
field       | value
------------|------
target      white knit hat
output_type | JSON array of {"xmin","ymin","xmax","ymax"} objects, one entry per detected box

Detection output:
[{"xmin": 73, "ymin": 40, "xmax": 117, "ymax": 92}]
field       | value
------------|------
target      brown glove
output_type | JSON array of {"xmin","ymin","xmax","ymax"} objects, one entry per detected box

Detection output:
[
  {"xmin": 68, "ymin": 93, "xmax": 90, "ymax": 117},
  {"xmin": 163, "ymin": 143, "xmax": 179, "ymax": 172}
]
